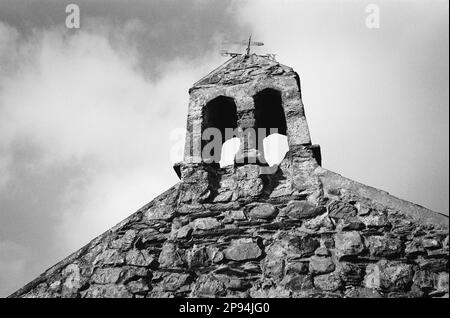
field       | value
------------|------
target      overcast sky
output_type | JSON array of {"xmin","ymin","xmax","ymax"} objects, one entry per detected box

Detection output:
[{"xmin": 0, "ymin": 0, "xmax": 448, "ymax": 297}]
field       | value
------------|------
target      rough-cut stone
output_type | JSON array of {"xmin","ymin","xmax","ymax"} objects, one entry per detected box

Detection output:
[
  {"xmin": 422, "ymin": 238, "xmax": 441, "ymax": 250},
  {"xmin": 405, "ymin": 239, "xmax": 426, "ymax": 257},
  {"xmin": 328, "ymin": 201, "xmax": 357, "ymax": 221},
  {"xmin": 125, "ymin": 249, "xmax": 156, "ymax": 267},
  {"xmin": 355, "ymin": 203, "xmax": 372, "ymax": 216},
  {"xmin": 206, "ymin": 246, "xmax": 224, "ymax": 264},
  {"xmin": 264, "ymin": 259, "xmax": 285, "ymax": 279},
  {"xmin": 110, "ymin": 230, "xmax": 136, "ymax": 251},
  {"xmin": 314, "ymin": 247, "xmax": 330, "ymax": 257},
  {"xmin": 191, "ymin": 274, "xmax": 226, "ymax": 297},
  {"xmin": 344, "ymin": 287, "xmax": 382, "ymax": 298},
  {"xmin": 224, "ymin": 238, "xmax": 262, "ymax": 261},
  {"xmin": 302, "ymin": 213, "xmax": 335, "ymax": 231},
  {"xmin": 82, "ymin": 284, "xmax": 132, "ymax": 298},
  {"xmin": 160, "ymin": 273, "xmax": 193, "ymax": 292},
  {"xmin": 436, "ymin": 272, "xmax": 449, "ymax": 293},
  {"xmin": 137, "ymin": 228, "xmax": 165, "ymax": 245},
  {"xmin": 247, "ymin": 203, "xmax": 278, "ymax": 220},
  {"xmin": 249, "ymin": 285, "xmax": 291, "ymax": 298},
  {"xmin": 443, "ymin": 236, "xmax": 449, "ymax": 248},
  {"xmin": 366, "ymin": 235, "xmax": 403, "ymax": 258},
  {"xmin": 146, "ymin": 204, "xmax": 176, "ymax": 221},
  {"xmin": 337, "ymin": 262, "xmax": 363, "ymax": 285},
  {"xmin": 364, "ymin": 260, "xmax": 414, "ymax": 292},
  {"xmin": 94, "ymin": 249, "xmax": 125, "ymax": 266},
  {"xmin": 225, "ymin": 210, "xmax": 247, "ymax": 221},
  {"xmin": 314, "ymin": 272, "xmax": 342, "ymax": 291},
  {"xmin": 281, "ymin": 274, "xmax": 314, "ymax": 291},
  {"xmin": 158, "ymin": 242, "xmax": 185, "ymax": 268},
  {"xmin": 296, "ymin": 235, "xmax": 320, "ymax": 258},
  {"xmin": 264, "ymin": 236, "xmax": 302, "ymax": 262},
  {"xmin": 338, "ymin": 219, "xmax": 365, "ymax": 231},
  {"xmin": 285, "ymin": 261, "xmax": 309, "ymax": 275},
  {"xmin": 61, "ymin": 264, "xmax": 82, "ymax": 296},
  {"xmin": 359, "ymin": 212, "xmax": 390, "ymax": 228},
  {"xmin": 177, "ymin": 203, "xmax": 205, "ymax": 214},
  {"xmin": 127, "ymin": 279, "xmax": 150, "ymax": 294},
  {"xmin": 91, "ymin": 268, "xmax": 124, "ymax": 285},
  {"xmin": 174, "ymin": 225, "xmax": 193, "ymax": 240},
  {"xmin": 192, "ymin": 217, "xmax": 221, "ymax": 231},
  {"xmin": 187, "ymin": 245, "xmax": 209, "ymax": 268},
  {"xmin": 21, "ymin": 283, "xmax": 51, "ymax": 298},
  {"xmin": 413, "ymin": 270, "xmax": 437, "ymax": 291},
  {"xmin": 235, "ymin": 165, "xmax": 264, "ymax": 199},
  {"xmin": 417, "ymin": 256, "xmax": 448, "ymax": 272},
  {"xmin": 213, "ymin": 190, "xmax": 234, "ymax": 203},
  {"xmin": 334, "ymin": 231, "xmax": 365, "ymax": 259},
  {"xmin": 309, "ymin": 256, "xmax": 335, "ymax": 274},
  {"xmin": 121, "ymin": 267, "xmax": 149, "ymax": 283},
  {"xmin": 284, "ymin": 200, "xmax": 326, "ymax": 220}
]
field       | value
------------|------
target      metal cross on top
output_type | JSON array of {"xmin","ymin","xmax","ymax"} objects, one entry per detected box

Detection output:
[{"xmin": 221, "ymin": 34, "xmax": 265, "ymax": 57}]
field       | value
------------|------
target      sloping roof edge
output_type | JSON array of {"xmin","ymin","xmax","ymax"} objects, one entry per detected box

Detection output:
[
  {"xmin": 316, "ymin": 167, "xmax": 449, "ymax": 229},
  {"xmin": 7, "ymin": 184, "xmax": 181, "ymax": 298}
]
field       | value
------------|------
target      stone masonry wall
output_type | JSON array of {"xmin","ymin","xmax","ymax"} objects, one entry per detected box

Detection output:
[{"xmin": 9, "ymin": 147, "xmax": 449, "ymax": 298}]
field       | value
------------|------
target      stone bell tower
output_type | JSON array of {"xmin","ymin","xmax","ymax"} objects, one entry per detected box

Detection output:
[
  {"xmin": 173, "ymin": 53, "xmax": 324, "ymax": 205},
  {"xmin": 175, "ymin": 54, "xmax": 321, "ymax": 179}
]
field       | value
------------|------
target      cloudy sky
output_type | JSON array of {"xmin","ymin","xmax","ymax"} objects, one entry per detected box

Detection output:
[{"xmin": 0, "ymin": 0, "xmax": 448, "ymax": 297}]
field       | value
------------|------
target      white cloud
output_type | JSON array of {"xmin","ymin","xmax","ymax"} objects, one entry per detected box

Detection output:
[
  {"xmin": 0, "ymin": 241, "xmax": 29, "ymax": 296},
  {"xmin": 0, "ymin": 155, "xmax": 10, "ymax": 190}
]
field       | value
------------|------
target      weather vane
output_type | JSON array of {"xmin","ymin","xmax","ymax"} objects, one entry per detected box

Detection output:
[{"xmin": 221, "ymin": 35, "xmax": 276, "ymax": 61}]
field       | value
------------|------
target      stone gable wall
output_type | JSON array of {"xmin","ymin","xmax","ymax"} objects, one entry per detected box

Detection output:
[{"xmin": 10, "ymin": 148, "xmax": 449, "ymax": 298}]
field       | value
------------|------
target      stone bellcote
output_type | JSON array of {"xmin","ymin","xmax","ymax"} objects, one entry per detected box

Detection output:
[{"xmin": 175, "ymin": 54, "xmax": 321, "ymax": 180}]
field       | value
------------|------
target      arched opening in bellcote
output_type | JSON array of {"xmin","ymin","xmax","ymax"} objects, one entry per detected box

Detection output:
[
  {"xmin": 253, "ymin": 88, "xmax": 289, "ymax": 165},
  {"xmin": 201, "ymin": 96, "xmax": 239, "ymax": 166}
]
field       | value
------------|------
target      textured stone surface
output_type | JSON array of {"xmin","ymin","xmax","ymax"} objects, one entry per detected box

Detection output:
[
  {"xmin": 366, "ymin": 235, "xmax": 403, "ymax": 258},
  {"xmin": 309, "ymin": 256, "xmax": 335, "ymax": 274},
  {"xmin": 158, "ymin": 242, "xmax": 185, "ymax": 268},
  {"xmin": 281, "ymin": 274, "xmax": 313, "ymax": 291},
  {"xmin": 192, "ymin": 217, "xmax": 221, "ymax": 231},
  {"xmin": 337, "ymin": 262, "xmax": 363, "ymax": 285},
  {"xmin": 436, "ymin": 272, "xmax": 449, "ymax": 293},
  {"xmin": 224, "ymin": 238, "xmax": 262, "ymax": 261},
  {"xmin": 313, "ymin": 272, "xmax": 342, "ymax": 291},
  {"xmin": 328, "ymin": 200, "xmax": 357, "ymax": 221},
  {"xmin": 314, "ymin": 247, "xmax": 330, "ymax": 257},
  {"xmin": 125, "ymin": 249, "xmax": 156, "ymax": 267},
  {"xmin": 364, "ymin": 261, "xmax": 414, "ymax": 292},
  {"xmin": 413, "ymin": 270, "xmax": 437, "ymax": 291},
  {"xmin": 284, "ymin": 201, "xmax": 325, "ymax": 220},
  {"xmin": 9, "ymin": 165, "xmax": 449, "ymax": 298},
  {"xmin": 247, "ymin": 203, "xmax": 278, "ymax": 220},
  {"xmin": 334, "ymin": 231, "xmax": 365, "ymax": 259}
]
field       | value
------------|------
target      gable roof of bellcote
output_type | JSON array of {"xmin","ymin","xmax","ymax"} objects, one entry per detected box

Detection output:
[{"xmin": 190, "ymin": 54, "xmax": 298, "ymax": 91}]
